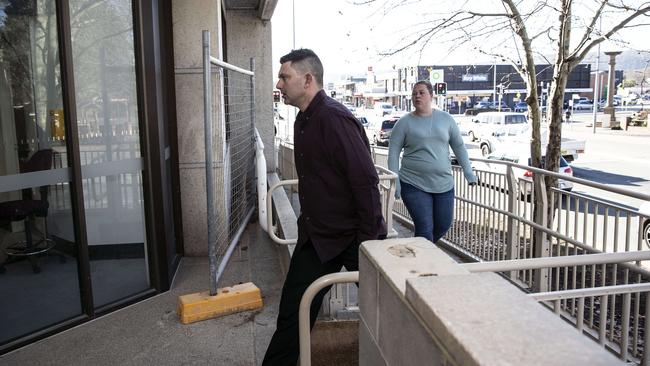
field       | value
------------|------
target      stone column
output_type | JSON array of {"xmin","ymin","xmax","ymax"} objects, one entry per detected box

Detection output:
[
  {"xmin": 172, "ymin": 0, "xmax": 222, "ymax": 255},
  {"xmin": 603, "ymin": 51, "xmax": 622, "ymax": 129}
]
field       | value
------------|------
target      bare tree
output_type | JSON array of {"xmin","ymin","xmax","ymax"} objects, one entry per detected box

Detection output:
[{"xmin": 353, "ymin": 0, "xmax": 650, "ymax": 229}]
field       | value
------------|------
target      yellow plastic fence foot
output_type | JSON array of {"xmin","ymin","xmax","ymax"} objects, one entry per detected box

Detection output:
[{"xmin": 177, "ymin": 282, "xmax": 263, "ymax": 324}]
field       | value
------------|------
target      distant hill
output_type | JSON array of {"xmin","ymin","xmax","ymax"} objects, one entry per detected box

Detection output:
[{"xmin": 582, "ymin": 50, "xmax": 650, "ymax": 72}]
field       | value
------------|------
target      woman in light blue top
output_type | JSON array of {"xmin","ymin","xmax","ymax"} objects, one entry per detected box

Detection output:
[{"xmin": 388, "ymin": 80, "xmax": 477, "ymax": 243}]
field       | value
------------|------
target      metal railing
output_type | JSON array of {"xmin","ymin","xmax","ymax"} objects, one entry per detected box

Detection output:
[
  {"xmin": 296, "ymin": 253, "xmax": 650, "ymax": 366},
  {"xmin": 202, "ymin": 31, "xmax": 256, "ymax": 295},
  {"xmin": 267, "ymin": 165, "xmax": 398, "ymax": 245},
  {"xmin": 462, "ymin": 252, "xmax": 650, "ymax": 364},
  {"xmin": 274, "ymin": 136, "xmax": 650, "ymax": 362},
  {"xmin": 447, "ymin": 158, "xmax": 650, "ymax": 363},
  {"xmin": 272, "ymin": 142, "xmax": 398, "ymax": 319},
  {"xmin": 298, "ymin": 271, "xmax": 359, "ymax": 366}
]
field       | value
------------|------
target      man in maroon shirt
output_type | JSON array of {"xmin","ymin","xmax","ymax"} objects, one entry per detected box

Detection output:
[{"xmin": 263, "ymin": 49, "xmax": 386, "ymax": 365}]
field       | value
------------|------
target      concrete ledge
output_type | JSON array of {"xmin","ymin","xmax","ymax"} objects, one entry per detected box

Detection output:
[
  {"xmin": 406, "ymin": 273, "xmax": 622, "ymax": 365},
  {"xmin": 267, "ymin": 173, "xmax": 296, "ymax": 275},
  {"xmin": 359, "ymin": 237, "xmax": 624, "ymax": 366},
  {"xmin": 361, "ymin": 238, "xmax": 469, "ymax": 294}
]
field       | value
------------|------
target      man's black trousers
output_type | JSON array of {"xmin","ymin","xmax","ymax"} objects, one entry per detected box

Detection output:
[{"xmin": 262, "ymin": 238, "xmax": 359, "ymax": 366}]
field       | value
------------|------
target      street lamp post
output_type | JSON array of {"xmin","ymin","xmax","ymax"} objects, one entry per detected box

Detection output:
[
  {"xmin": 592, "ymin": 17, "xmax": 602, "ymax": 133},
  {"xmin": 592, "ymin": 50, "xmax": 601, "ymax": 134},
  {"xmin": 604, "ymin": 51, "xmax": 622, "ymax": 129},
  {"xmin": 493, "ymin": 60, "xmax": 497, "ymax": 103}
]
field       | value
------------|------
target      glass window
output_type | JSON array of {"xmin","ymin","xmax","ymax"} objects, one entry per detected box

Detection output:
[
  {"xmin": 381, "ymin": 120, "xmax": 397, "ymax": 129},
  {"xmin": 505, "ymin": 115, "xmax": 527, "ymax": 124},
  {"xmin": 0, "ymin": 0, "xmax": 82, "ymax": 344}
]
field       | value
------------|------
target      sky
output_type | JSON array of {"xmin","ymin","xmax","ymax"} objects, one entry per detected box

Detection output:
[
  {"xmin": 271, "ymin": 0, "xmax": 467, "ymax": 83},
  {"xmin": 270, "ymin": 0, "xmax": 650, "ymax": 85}
]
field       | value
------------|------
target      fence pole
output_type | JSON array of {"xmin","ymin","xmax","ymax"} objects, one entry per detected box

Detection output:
[
  {"xmin": 203, "ymin": 30, "xmax": 218, "ymax": 296},
  {"xmin": 505, "ymin": 166, "xmax": 519, "ymax": 280},
  {"xmin": 533, "ymin": 174, "xmax": 549, "ymax": 292}
]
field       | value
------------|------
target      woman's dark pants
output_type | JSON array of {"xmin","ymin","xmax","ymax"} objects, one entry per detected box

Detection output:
[{"xmin": 400, "ymin": 181, "xmax": 455, "ymax": 243}]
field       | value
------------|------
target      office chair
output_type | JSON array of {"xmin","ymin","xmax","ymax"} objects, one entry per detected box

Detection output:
[{"xmin": 0, "ymin": 149, "xmax": 55, "ymax": 274}]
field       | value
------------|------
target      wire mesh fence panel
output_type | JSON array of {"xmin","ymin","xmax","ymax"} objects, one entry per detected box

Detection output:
[
  {"xmin": 206, "ymin": 65, "xmax": 256, "ymax": 289},
  {"xmin": 202, "ymin": 31, "xmax": 256, "ymax": 293},
  {"xmin": 221, "ymin": 69, "xmax": 255, "ymax": 247}
]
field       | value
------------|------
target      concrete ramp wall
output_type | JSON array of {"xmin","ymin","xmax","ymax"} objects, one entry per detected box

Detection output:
[{"xmin": 359, "ymin": 237, "xmax": 623, "ymax": 366}]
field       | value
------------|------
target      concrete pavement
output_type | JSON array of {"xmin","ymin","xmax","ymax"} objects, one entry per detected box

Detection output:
[{"xmin": 0, "ymin": 224, "xmax": 285, "ymax": 366}]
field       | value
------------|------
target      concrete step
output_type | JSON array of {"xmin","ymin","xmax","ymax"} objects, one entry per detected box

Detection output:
[{"xmin": 311, "ymin": 320, "xmax": 359, "ymax": 366}]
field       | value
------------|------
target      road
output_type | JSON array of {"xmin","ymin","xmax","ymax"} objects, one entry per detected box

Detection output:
[
  {"xmin": 277, "ymin": 105, "xmax": 649, "ymax": 208},
  {"xmin": 562, "ymin": 115, "xmax": 650, "ymax": 210},
  {"xmin": 456, "ymin": 110, "xmax": 649, "ymax": 209}
]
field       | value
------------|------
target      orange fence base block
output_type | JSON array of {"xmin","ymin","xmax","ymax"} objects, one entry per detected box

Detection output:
[{"xmin": 177, "ymin": 282, "xmax": 263, "ymax": 324}]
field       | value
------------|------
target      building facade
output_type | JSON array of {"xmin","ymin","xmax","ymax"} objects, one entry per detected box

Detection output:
[
  {"xmin": 347, "ymin": 63, "xmax": 594, "ymax": 114},
  {"xmin": 0, "ymin": 0, "xmax": 277, "ymax": 353}
]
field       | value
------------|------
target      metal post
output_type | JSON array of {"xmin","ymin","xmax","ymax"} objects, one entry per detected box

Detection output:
[
  {"xmin": 533, "ymin": 174, "xmax": 549, "ymax": 292},
  {"xmin": 250, "ymin": 58, "xmax": 256, "ymax": 132},
  {"xmin": 250, "ymin": 57, "xmax": 257, "ymax": 194},
  {"xmin": 203, "ymin": 31, "xmax": 218, "ymax": 296},
  {"xmin": 505, "ymin": 166, "xmax": 519, "ymax": 280},
  {"xmin": 592, "ymin": 17, "xmax": 602, "ymax": 133},
  {"xmin": 493, "ymin": 60, "xmax": 497, "ymax": 103}
]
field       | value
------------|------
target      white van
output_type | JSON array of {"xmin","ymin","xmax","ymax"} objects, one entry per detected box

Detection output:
[
  {"xmin": 466, "ymin": 112, "xmax": 528, "ymax": 142},
  {"xmin": 374, "ymin": 102, "xmax": 396, "ymax": 116}
]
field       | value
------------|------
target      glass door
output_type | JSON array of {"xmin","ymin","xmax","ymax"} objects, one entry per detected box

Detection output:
[{"xmin": 67, "ymin": 0, "xmax": 150, "ymax": 308}]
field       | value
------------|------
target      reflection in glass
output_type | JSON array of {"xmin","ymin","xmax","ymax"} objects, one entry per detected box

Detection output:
[
  {"xmin": 0, "ymin": 0, "xmax": 81, "ymax": 345},
  {"xmin": 68, "ymin": 0, "xmax": 150, "ymax": 307}
]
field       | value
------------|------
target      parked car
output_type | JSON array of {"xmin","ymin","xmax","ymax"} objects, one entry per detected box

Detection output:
[
  {"xmin": 476, "ymin": 123, "xmax": 586, "ymax": 162},
  {"xmin": 475, "ymin": 145, "xmax": 574, "ymax": 196},
  {"xmin": 599, "ymin": 97, "xmax": 620, "ymax": 107},
  {"xmin": 356, "ymin": 116, "xmax": 369, "ymax": 128},
  {"xmin": 573, "ymin": 100, "xmax": 593, "ymax": 110},
  {"xmin": 474, "ymin": 101, "xmax": 492, "ymax": 109},
  {"xmin": 623, "ymin": 93, "xmax": 639, "ymax": 106},
  {"xmin": 477, "ymin": 123, "xmax": 531, "ymax": 157},
  {"xmin": 489, "ymin": 101, "xmax": 511, "ymax": 111},
  {"xmin": 466, "ymin": 112, "xmax": 528, "ymax": 142},
  {"xmin": 639, "ymin": 95, "xmax": 650, "ymax": 105},
  {"xmin": 343, "ymin": 103, "xmax": 357, "ymax": 113},
  {"xmin": 374, "ymin": 102, "xmax": 396, "ymax": 116},
  {"xmin": 514, "ymin": 102, "xmax": 528, "ymax": 112},
  {"xmin": 365, "ymin": 116, "xmax": 399, "ymax": 146},
  {"xmin": 639, "ymin": 202, "xmax": 650, "ymax": 247}
]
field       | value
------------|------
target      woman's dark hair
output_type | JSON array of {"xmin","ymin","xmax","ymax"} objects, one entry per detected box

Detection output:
[
  {"xmin": 413, "ymin": 80, "xmax": 434, "ymax": 95},
  {"xmin": 280, "ymin": 49, "xmax": 324, "ymax": 87}
]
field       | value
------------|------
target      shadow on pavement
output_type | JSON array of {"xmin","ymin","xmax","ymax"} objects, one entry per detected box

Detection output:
[{"xmin": 572, "ymin": 167, "xmax": 649, "ymax": 187}]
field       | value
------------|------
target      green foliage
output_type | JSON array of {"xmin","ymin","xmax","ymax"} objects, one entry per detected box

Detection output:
[{"xmin": 622, "ymin": 79, "xmax": 638, "ymax": 88}]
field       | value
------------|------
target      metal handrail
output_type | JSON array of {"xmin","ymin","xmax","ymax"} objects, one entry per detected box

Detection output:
[
  {"xmin": 298, "ymin": 271, "xmax": 359, "ymax": 366},
  {"xmin": 531, "ymin": 282, "xmax": 650, "ymax": 301},
  {"xmin": 470, "ymin": 156, "xmax": 650, "ymax": 202},
  {"xmin": 266, "ymin": 179, "xmax": 299, "ymax": 245},
  {"xmin": 460, "ymin": 250, "xmax": 650, "ymax": 274},
  {"xmin": 266, "ymin": 166, "xmax": 399, "ymax": 245},
  {"xmin": 208, "ymin": 55, "xmax": 254, "ymax": 76}
]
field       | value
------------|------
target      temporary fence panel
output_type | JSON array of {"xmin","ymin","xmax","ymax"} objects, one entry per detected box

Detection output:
[{"xmin": 203, "ymin": 31, "xmax": 256, "ymax": 294}]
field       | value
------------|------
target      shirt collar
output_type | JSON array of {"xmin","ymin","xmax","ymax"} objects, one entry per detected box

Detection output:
[{"xmin": 300, "ymin": 90, "xmax": 326, "ymax": 119}]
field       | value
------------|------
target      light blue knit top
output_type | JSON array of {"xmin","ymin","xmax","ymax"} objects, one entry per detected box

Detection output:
[{"xmin": 387, "ymin": 110, "xmax": 477, "ymax": 196}]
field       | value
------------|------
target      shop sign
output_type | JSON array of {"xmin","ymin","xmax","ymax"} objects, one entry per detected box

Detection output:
[{"xmin": 462, "ymin": 74, "xmax": 488, "ymax": 82}]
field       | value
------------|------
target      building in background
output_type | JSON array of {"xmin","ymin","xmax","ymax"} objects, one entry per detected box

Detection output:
[{"xmin": 341, "ymin": 63, "xmax": 593, "ymax": 113}]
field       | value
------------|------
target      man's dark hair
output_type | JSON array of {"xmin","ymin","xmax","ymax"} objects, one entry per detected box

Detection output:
[
  {"xmin": 414, "ymin": 80, "xmax": 434, "ymax": 95},
  {"xmin": 280, "ymin": 48, "xmax": 324, "ymax": 87}
]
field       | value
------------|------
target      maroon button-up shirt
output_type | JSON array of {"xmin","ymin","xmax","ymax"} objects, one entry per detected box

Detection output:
[{"xmin": 294, "ymin": 90, "xmax": 386, "ymax": 263}]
